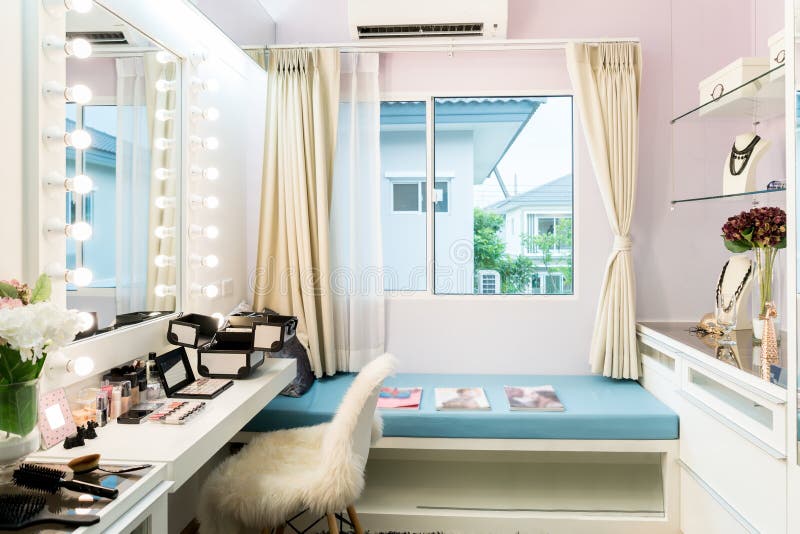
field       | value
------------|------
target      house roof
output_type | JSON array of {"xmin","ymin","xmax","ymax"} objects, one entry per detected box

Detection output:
[
  {"xmin": 486, "ymin": 173, "xmax": 573, "ymax": 214},
  {"xmin": 381, "ymin": 98, "xmax": 543, "ymax": 184}
]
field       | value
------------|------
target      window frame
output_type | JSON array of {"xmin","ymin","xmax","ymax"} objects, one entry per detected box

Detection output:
[{"xmin": 380, "ymin": 90, "xmax": 577, "ymax": 300}]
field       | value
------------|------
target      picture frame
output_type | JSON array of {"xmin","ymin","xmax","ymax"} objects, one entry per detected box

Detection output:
[{"xmin": 38, "ymin": 387, "xmax": 77, "ymax": 449}]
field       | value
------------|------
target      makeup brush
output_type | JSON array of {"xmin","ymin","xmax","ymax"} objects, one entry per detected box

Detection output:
[
  {"xmin": 12, "ymin": 463, "xmax": 118, "ymax": 500},
  {"xmin": 68, "ymin": 453, "xmax": 151, "ymax": 475},
  {"xmin": 0, "ymin": 493, "xmax": 100, "ymax": 530}
]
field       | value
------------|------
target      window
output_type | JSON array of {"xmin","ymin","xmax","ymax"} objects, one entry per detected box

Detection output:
[
  {"xmin": 391, "ymin": 180, "xmax": 449, "ymax": 213},
  {"xmin": 379, "ymin": 95, "xmax": 573, "ymax": 296}
]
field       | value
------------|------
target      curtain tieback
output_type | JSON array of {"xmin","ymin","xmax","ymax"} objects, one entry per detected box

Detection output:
[{"xmin": 613, "ymin": 235, "xmax": 632, "ymax": 251}]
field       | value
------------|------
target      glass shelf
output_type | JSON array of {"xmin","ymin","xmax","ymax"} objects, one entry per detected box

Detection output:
[
  {"xmin": 671, "ymin": 63, "xmax": 785, "ymax": 124},
  {"xmin": 671, "ymin": 187, "xmax": 786, "ymax": 205}
]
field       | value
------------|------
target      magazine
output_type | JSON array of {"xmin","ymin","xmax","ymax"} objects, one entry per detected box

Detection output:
[
  {"xmin": 434, "ymin": 387, "xmax": 490, "ymax": 410},
  {"xmin": 504, "ymin": 385, "xmax": 565, "ymax": 411},
  {"xmin": 377, "ymin": 387, "xmax": 422, "ymax": 409}
]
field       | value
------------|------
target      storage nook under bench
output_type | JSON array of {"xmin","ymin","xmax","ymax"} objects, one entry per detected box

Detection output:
[
  {"xmin": 638, "ymin": 322, "xmax": 788, "ymax": 534},
  {"xmin": 239, "ymin": 373, "xmax": 680, "ymax": 533}
]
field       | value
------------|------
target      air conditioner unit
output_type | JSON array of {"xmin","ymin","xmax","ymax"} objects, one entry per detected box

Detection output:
[{"xmin": 348, "ymin": 0, "xmax": 508, "ymax": 40}]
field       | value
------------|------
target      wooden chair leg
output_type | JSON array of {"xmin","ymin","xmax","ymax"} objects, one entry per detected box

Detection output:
[
  {"xmin": 275, "ymin": 525, "xmax": 286, "ymax": 534},
  {"xmin": 326, "ymin": 512, "xmax": 340, "ymax": 534},
  {"xmin": 346, "ymin": 505, "xmax": 364, "ymax": 534}
]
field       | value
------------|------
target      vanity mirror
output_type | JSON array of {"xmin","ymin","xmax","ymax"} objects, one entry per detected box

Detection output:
[{"xmin": 62, "ymin": 2, "xmax": 183, "ymax": 337}]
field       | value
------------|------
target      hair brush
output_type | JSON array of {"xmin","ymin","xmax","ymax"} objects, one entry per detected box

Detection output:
[
  {"xmin": 12, "ymin": 463, "xmax": 118, "ymax": 500},
  {"xmin": 0, "ymin": 493, "xmax": 99, "ymax": 530}
]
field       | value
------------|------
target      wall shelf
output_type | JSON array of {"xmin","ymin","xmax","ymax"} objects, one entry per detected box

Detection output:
[
  {"xmin": 670, "ymin": 187, "xmax": 786, "ymax": 206},
  {"xmin": 671, "ymin": 64, "xmax": 785, "ymax": 124}
]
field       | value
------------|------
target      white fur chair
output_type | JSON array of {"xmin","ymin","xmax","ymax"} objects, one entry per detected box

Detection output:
[{"xmin": 197, "ymin": 353, "xmax": 396, "ymax": 534}]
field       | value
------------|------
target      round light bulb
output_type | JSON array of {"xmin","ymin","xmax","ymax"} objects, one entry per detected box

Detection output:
[
  {"xmin": 65, "ymin": 38, "xmax": 92, "ymax": 59},
  {"xmin": 204, "ymin": 196, "xmax": 219, "ymax": 209},
  {"xmin": 203, "ymin": 137, "xmax": 219, "ymax": 150},
  {"xmin": 204, "ymin": 78, "xmax": 220, "ymax": 92},
  {"xmin": 65, "ymin": 129, "xmax": 92, "ymax": 149},
  {"xmin": 66, "ymin": 267, "xmax": 93, "ymax": 286},
  {"xmin": 66, "ymin": 221, "xmax": 92, "ymax": 241},
  {"xmin": 76, "ymin": 311, "xmax": 95, "ymax": 332},
  {"xmin": 205, "ymin": 167, "xmax": 220, "ymax": 181},
  {"xmin": 64, "ymin": 84, "xmax": 92, "ymax": 104},
  {"xmin": 155, "ymin": 79, "xmax": 176, "ymax": 92},
  {"xmin": 154, "ymin": 168, "xmax": 173, "ymax": 181},
  {"xmin": 154, "ymin": 254, "xmax": 176, "ymax": 268},
  {"xmin": 202, "ymin": 285, "xmax": 219, "ymax": 298},
  {"xmin": 154, "ymin": 226, "xmax": 175, "ymax": 239},
  {"xmin": 203, "ymin": 255, "xmax": 219, "ymax": 268},
  {"xmin": 155, "ymin": 196, "xmax": 176, "ymax": 209},
  {"xmin": 155, "ymin": 51, "xmax": 176, "ymax": 64},
  {"xmin": 154, "ymin": 138, "xmax": 174, "ymax": 150},
  {"xmin": 204, "ymin": 107, "xmax": 220, "ymax": 121},
  {"xmin": 155, "ymin": 109, "xmax": 175, "ymax": 121},
  {"xmin": 211, "ymin": 312, "xmax": 225, "ymax": 328},
  {"xmin": 154, "ymin": 284, "xmax": 176, "ymax": 297},
  {"xmin": 70, "ymin": 356, "xmax": 95, "ymax": 376},
  {"xmin": 204, "ymin": 225, "xmax": 219, "ymax": 239},
  {"xmin": 66, "ymin": 0, "xmax": 93, "ymax": 13},
  {"xmin": 65, "ymin": 174, "xmax": 93, "ymax": 194}
]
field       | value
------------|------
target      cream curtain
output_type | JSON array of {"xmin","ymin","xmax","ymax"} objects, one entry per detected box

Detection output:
[
  {"xmin": 330, "ymin": 52, "xmax": 385, "ymax": 371},
  {"xmin": 566, "ymin": 42, "xmax": 642, "ymax": 379},
  {"xmin": 143, "ymin": 53, "xmax": 178, "ymax": 311},
  {"xmin": 253, "ymin": 48, "xmax": 341, "ymax": 377}
]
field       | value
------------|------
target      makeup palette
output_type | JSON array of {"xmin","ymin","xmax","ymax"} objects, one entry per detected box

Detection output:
[{"xmin": 147, "ymin": 401, "xmax": 206, "ymax": 425}]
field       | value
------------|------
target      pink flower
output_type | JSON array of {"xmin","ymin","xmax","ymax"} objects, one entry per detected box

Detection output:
[{"xmin": 0, "ymin": 298, "xmax": 24, "ymax": 310}]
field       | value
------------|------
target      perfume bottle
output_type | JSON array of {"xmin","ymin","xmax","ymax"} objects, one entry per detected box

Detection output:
[{"xmin": 146, "ymin": 351, "xmax": 163, "ymax": 400}]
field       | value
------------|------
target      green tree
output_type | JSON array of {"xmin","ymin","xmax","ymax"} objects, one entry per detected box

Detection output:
[
  {"xmin": 473, "ymin": 208, "xmax": 538, "ymax": 293},
  {"xmin": 521, "ymin": 218, "xmax": 573, "ymax": 293}
]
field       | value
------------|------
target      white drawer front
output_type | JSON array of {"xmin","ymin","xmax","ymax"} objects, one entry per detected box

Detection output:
[
  {"xmin": 680, "ymin": 467, "xmax": 751, "ymax": 534},
  {"xmin": 679, "ymin": 395, "xmax": 786, "ymax": 533}
]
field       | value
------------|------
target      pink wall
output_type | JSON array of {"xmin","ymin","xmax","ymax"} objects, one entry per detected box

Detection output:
[
  {"xmin": 67, "ymin": 58, "xmax": 117, "ymax": 98},
  {"xmin": 266, "ymin": 0, "xmax": 784, "ymax": 373}
]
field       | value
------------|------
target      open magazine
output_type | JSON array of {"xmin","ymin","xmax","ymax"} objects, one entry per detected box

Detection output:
[
  {"xmin": 434, "ymin": 387, "xmax": 490, "ymax": 410},
  {"xmin": 504, "ymin": 385, "xmax": 565, "ymax": 411},
  {"xmin": 377, "ymin": 387, "xmax": 422, "ymax": 409}
]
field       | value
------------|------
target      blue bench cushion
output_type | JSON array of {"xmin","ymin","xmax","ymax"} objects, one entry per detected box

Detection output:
[{"xmin": 245, "ymin": 373, "xmax": 678, "ymax": 440}]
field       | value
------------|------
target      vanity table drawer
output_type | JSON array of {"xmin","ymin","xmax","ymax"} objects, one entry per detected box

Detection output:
[
  {"xmin": 679, "ymin": 392, "xmax": 786, "ymax": 534},
  {"xmin": 680, "ymin": 465, "xmax": 751, "ymax": 534},
  {"xmin": 637, "ymin": 335, "xmax": 681, "ymax": 410}
]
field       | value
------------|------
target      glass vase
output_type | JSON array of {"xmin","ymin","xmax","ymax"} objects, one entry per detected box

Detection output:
[
  {"xmin": 751, "ymin": 247, "xmax": 781, "ymax": 341},
  {"xmin": 0, "ymin": 379, "xmax": 40, "ymax": 469}
]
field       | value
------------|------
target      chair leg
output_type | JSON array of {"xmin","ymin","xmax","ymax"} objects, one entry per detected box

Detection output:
[
  {"xmin": 346, "ymin": 505, "xmax": 364, "ymax": 534},
  {"xmin": 326, "ymin": 513, "xmax": 339, "ymax": 534},
  {"xmin": 275, "ymin": 525, "xmax": 286, "ymax": 534}
]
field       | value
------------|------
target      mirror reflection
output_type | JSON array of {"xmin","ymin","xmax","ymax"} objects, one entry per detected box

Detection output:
[{"xmin": 65, "ymin": 3, "xmax": 182, "ymax": 338}]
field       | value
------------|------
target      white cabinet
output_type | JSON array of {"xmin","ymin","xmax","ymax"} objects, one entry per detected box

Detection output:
[{"xmin": 637, "ymin": 323, "xmax": 788, "ymax": 534}]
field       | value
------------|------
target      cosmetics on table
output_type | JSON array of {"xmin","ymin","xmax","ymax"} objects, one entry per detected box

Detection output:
[
  {"xmin": 125, "ymin": 372, "xmax": 140, "ymax": 406},
  {"xmin": 148, "ymin": 400, "xmax": 206, "ymax": 425},
  {"xmin": 120, "ymin": 381, "xmax": 131, "ymax": 415},
  {"xmin": 95, "ymin": 391, "xmax": 108, "ymax": 427},
  {"xmin": 111, "ymin": 385, "xmax": 121, "ymax": 420}
]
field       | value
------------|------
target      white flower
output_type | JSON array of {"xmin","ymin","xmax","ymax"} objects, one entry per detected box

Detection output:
[{"xmin": 0, "ymin": 302, "xmax": 82, "ymax": 362}]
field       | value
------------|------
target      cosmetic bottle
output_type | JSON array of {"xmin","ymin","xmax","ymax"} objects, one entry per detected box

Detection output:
[
  {"xmin": 111, "ymin": 385, "xmax": 122, "ymax": 420},
  {"xmin": 95, "ymin": 392, "xmax": 108, "ymax": 427},
  {"xmin": 120, "ymin": 381, "xmax": 131, "ymax": 415},
  {"xmin": 125, "ymin": 372, "xmax": 140, "ymax": 405},
  {"xmin": 146, "ymin": 351, "xmax": 163, "ymax": 400}
]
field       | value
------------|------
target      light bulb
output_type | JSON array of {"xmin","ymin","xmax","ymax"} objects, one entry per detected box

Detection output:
[
  {"xmin": 68, "ymin": 356, "xmax": 95, "ymax": 377},
  {"xmin": 43, "ymin": 0, "xmax": 92, "ymax": 14},
  {"xmin": 155, "ymin": 51, "xmax": 177, "ymax": 64},
  {"xmin": 154, "ymin": 255, "xmax": 176, "ymax": 268},
  {"xmin": 190, "ymin": 166, "xmax": 219, "ymax": 181},
  {"xmin": 154, "ymin": 168, "xmax": 173, "ymax": 180},
  {"xmin": 155, "ymin": 79, "xmax": 176, "ymax": 92},
  {"xmin": 154, "ymin": 138, "xmax": 174, "ymax": 150},
  {"xmin": 155, "ymin": 196, "xmax": 176, "ymax": 209},
  {"xmin": 66, "ymin": 221, "xmax": 92, "ymax": 241},
  {"xmin": 66, "ymin": 129, "xmax": 91, "ymax": 149},
  {"xmin": 76, "ymin": 311, "xmax": 95, "ymax": 331},
  {"xmin": 204, "ymin": 137, "xmax": 219, "ymax": 150},
  {"xmin": 154, "ymin": 284, "xmax": 176, "ymax": 297},
  {"xmin": 45, "ymin": 82, "xmax": 92, "ymax": 104},
  {"xmin": 192, "ymin": 284, "xmax": 219, "ymax": 298},
  {"xmin": 188, "ymin": 224, "xmax": 219, "ymax": 239},
  {"xmin": 66, "ymin": 267, "xmax": 93, "ymax": 286},
  {"xmin": 155, "ymin": 109, "xmax": 175, "ymax": 121},
  {"xmin": 211, "ymin": 312, "xmax": 225, "ymax": 328},
  {"xmin": 64, "ymin": 174, "xmax": 93, "ymax": 194},
  {"xmin": 204, "ymin": 225, "xmax": 219, "ymax": 239},
  {"xmin": 65, "ymin": 38, "xmax": 92, "ymax": 58},
  {"xmin": 191, "ymin": 254, "xmax": 219, "ymax": 268},
  {"xmin": 191, "ymin": 106, "xmax": 219, "ymax": 121},
  {"xmin": 191, "ymin": 195, "xmax": 219, "ymax": 209},
  {"xmin": 154, "ymin": 226, "xmax": 176, "ymax": 239}
]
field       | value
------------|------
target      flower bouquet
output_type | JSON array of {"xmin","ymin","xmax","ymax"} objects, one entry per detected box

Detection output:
[
  {"xmin": 721, "ymin": 206, "xmax": 786, "ymax": 340},
  {"xmin": 0, "ymin": 275, "xmax": 82, "ymax": 464}
]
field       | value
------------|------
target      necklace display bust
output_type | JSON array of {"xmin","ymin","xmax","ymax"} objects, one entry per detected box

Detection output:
[{"xmin": 722, "ymin": 132, "xmax": 770, "ymax": 195}]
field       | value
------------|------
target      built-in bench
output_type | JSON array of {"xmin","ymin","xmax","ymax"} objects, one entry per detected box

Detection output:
[{"xmin": 238, "ymin": 373, "xmax": 680, "ymax": 534}]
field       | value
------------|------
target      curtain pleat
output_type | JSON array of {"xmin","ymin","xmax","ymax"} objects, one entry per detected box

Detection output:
[
  {"xmin": 566, "ymin": 42, "xmax": 642, "ymax": 379},
  {"xmin": 254, "ymin": 48, "xmax": 340, "ymax": 377}
]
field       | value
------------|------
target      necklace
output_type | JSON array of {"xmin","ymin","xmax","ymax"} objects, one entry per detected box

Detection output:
[
  {"xmin": 715, "ymin": 259, "xmax": 752, "ymax": 304},
  {"xmin": 729, "ymin": 135, "xmax": 761, "ymax": 176}
]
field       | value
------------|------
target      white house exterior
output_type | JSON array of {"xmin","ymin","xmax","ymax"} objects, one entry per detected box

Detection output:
[{"xmin": 379, "ymin": 98, "xmax": 543, "ymax": 293}]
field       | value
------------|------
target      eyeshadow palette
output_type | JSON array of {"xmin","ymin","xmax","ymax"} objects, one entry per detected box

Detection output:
[{"xmin": 147, "ymin": 401, "xmax": 206, "ymax": 425}]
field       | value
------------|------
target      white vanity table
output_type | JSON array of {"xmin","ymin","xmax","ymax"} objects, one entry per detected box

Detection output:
[
  {"xmin": 638, "ymin": 322, "xmax": 788, "ymax": 534},
  {"xmin": 28, "ymin": 358, "xmax": 295, "ymax": 532}
]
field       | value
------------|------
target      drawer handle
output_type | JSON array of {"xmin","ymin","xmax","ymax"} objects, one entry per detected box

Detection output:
[
  {"xmin": 710, "ymin": 83, "xmax": 725, "ymax": 100},
  {"xmin": 677, "ymin": 460, "xmax": 759, "ymax": 533},
  {"xmin": 774, "ymin": 49, "xmax": 785, "ymax": 64}
]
